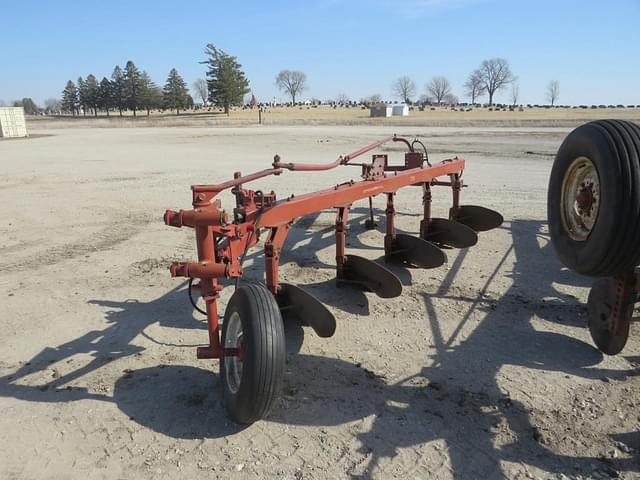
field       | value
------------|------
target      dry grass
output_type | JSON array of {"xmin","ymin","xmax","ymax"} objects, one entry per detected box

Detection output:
[{"xmin": 27, "ymin": 105, "xmax": 640, "ymax": 129}]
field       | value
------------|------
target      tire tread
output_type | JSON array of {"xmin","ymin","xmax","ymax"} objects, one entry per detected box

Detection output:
[
  {"xmin": 221, "ymin": 283, "xmax": 285, "ymax": 424},
  {"xmin": 548, "ymin": 119, "xmax": 640, "ymax": 276}
]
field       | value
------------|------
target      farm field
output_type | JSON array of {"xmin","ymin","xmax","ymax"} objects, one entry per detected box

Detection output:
[
  {"xmin": 0, "ymin": 124, "xmax": 638, "ymax": 479},
  {"xmin": 27, "ymin": 105, "xmax": 640, "ymax": 129}
]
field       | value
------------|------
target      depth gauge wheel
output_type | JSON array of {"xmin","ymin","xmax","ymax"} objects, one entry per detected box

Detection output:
[
  {"xmin": 548, "ymin": 120, "xmax": 640, "ymax": 277},
  {"xmin": 221, "ymin": 283, "xmax": 286, "ymax": 424}
]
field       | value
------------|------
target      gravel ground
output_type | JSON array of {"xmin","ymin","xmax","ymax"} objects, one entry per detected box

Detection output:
[{"xmin": 0, "ymin": 125, "xmax": 638, "ymax": 479}]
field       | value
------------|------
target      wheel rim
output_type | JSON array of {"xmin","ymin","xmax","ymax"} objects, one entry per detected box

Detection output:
[
  {"xmin": 224, "ymin": 311, "xmax": 243, "ymax": 394},
  {"xmin": 560, "ymin": 156, "xmax": 600, "ymax": 241}
]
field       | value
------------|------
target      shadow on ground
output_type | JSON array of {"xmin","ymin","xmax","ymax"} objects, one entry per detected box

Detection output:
[
  {"xmin": 268, "ymin": 219, "xmax": 638, "ymax": 478},
  {"xmin": 1, "ymin": 215, "xmax": 638, "ymax": 478}
]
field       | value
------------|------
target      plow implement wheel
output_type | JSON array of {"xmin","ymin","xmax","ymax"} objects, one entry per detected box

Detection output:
[
  {"xmin": 422, "ymin": 218, "xmax": 478, "ymax": 248},
  {"xmin": 548, "ymin": 120, "xmax": 640, "ymax": 277},
  {"xmin": 451, "ymin": 205, "xmax": 504, "ymax": 232},
  {"xmin": 276, "ymin": 283, "xmax": 337, "ymax": 337},
  {"xmin": 587, "ymin": 278, "xmax": 632, "ymax": 355},
  {"xmin": 221, "ymin": 283, "xmax": 286, "ymax": 424},
  {"xmin": 386, "ymin": 233, "xmax": 447, "ymax": 269},
  {"xmin": 340, "ymin": 254, "xmax": 402, "ymax": 298}
]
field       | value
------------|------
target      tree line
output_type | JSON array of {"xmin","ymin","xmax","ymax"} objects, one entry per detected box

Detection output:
[
  {"xmin": 61, "ymin": 61, "xmax": 191, "ymax": 116},
  {"xmin": 390, "ymin": 58, "xmax": 561, "ymax": 107},
  {"xmin": 57, "ymin": 45, "xmax": 254, "ymax": 116},
  {"xmin": 7, "ymin": 47, "xmax": 569, "ymax": 115},
  {"xmin": 392, "ymin": 58, "xmax": 517, "ymax": 106}
]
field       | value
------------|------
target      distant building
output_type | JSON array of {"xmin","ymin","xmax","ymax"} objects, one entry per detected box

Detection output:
[
  {"xmin": 0, "ymin": 107, "xmax": 28, "ymax": 138},
  {"xmin": 370, "ymin": 105, "xmax": 392, "ymax": 117},
  {"xmin": 392, "ymin": 104, "xmax": 409, "ymax": 116},
  {"xmin": 370, "ymin": 104, "xmax": 409, "ymax": 117}
]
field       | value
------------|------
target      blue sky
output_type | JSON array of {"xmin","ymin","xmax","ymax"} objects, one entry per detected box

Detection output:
[{"xmin": 1, "ymin": 0, "xmax": 638, "ymax": 106}]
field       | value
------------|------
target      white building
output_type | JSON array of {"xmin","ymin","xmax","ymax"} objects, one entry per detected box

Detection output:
[
  {"xmin": 370, "ymin": 104, "xmax": 410, "ymax": 117},
  {"xmin": 392, "ymin": 104, "xmax": 409, "ymax": 116}
]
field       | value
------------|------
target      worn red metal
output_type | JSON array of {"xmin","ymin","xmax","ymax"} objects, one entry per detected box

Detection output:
[
  {"xmin": 272, "ymin": 135, "xmax": 394, "ymax": 171},
  {"xmin": 164, "ymin": 135, "xmax": 468, "ymax": 359},
  {"xmin": 611, "ymin": 270, "xmax": 640, "ymax": 335}
]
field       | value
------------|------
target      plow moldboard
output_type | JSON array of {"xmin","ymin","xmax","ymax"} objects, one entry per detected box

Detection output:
[
  {"xmin": 422, "ymin": 218, "xmax": 478, "ymax": 248},
  {"xmin": 340, "ymin": 254, "xmax": 402, "ymax": 298},
  {"xmin": 386, "ymin": 233, "xmax": 447, "ymax": 269},
  {"xmin": 276, "ymin": 283, "xmax": 337, "ymax": 338},
  {"xmin": 452, "ymin": 205, "xmax": 504, "ymax": 232}
]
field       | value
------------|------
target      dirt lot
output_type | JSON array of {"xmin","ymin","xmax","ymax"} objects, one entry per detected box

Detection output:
[{"xmin": 0, "ymin": 124, "xmax": 638, "ymax": 479}]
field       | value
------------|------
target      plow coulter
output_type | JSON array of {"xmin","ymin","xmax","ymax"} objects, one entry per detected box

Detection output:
[{"xmin": 164, "ymin": 135, "xmax": 503, "ymax": 423}]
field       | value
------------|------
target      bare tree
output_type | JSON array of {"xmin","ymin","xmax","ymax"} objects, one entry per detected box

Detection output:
[
  {"xmin": 511, "ymin": 84, "xmax": 519, "ymax": 106},
  {"xmin": 477, "ymin": 58, "xmax": 515, "ymax": 106},
  {"xmin": 335, "ymin": 93, "xmax": 350, "ymax": 105},
  {"xmin": 44, "ymin": 98, "xmax": 62, "ymax": 113},
  {"xmin": 464, "ymin": 70, "xmax": 484, "ymax": 105},
  {"xmin": 426, "ymin": 76, "xmax": 451, "ymax": 105},
  {"xmin": 192, "ymin": 78, "xmax": 208, "ymax": 105},
  {"xmin": 443, "ymin": 93, "xmax": 459, "ymax": 106},
  {"xmin": 275, "ymin": 70, "xmax": 307, "ymax": 104},
  {"xmin": 361, "ymin": 94, "xmax": 382, "ymax": 105},
  {"xmin": 392, "ymin": 75, "xmax": 416, "ymax": 104},
  {"xmin": 546, "ymin": 80, "xmax": 560, "ymax": 106},
  {"xmin": 418, "ymin": 94, "xmax": 432, "ymax": 105}
]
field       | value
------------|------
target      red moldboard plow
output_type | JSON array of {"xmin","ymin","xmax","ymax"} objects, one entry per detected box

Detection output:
[{"xmin": 164, "ymin": 135, "xmax": 503, "ymax": 423}]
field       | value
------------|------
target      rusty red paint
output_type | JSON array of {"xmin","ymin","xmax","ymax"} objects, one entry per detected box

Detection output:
[{"xmin": 165, "ymin": 136, "xmax": 467, "ymax": 360}]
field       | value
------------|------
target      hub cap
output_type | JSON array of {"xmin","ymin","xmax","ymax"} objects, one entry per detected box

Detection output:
[
  {"xmin": 561, "ymin": 156, "xmax": 600, "ymax": 241},
  {"xmin": 224, "ymin": 311, "xmax": 243, "ymax": 394}
]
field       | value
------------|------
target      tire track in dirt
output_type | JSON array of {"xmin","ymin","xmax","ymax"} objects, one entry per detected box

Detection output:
[{"xmin": 0, "ymin": 213, "xmax": 153, "ymax": 273}]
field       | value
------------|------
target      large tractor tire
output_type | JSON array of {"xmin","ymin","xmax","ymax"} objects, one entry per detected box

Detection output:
[{"xmin": 547, "ymin": 120, "xmax": 640, "ymax": 277}]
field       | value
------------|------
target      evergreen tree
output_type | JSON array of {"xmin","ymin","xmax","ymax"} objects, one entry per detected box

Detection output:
[
  {"xmin": 111, "ymin": 65, "xmax": 125, "ymax": 116},
  {"xmin": 123, "ymin": 60, "xmax": 143, "ymax": 116},
  {"xmin": 61, "ymin": 80, "xmax": 78, "ymax": 115},
  {"xmin": 201, "ymin": 44, "xmax": 249, "ymax": 114},
  {"xmin": 162, "ymin": 68, "xmax": 189, "ymax": 115},
  {"xmin": 140, "ymin": 71, "xmax": 161, "ymax": 116},
  {"xmin": 13, "ymin": 98, "xmax": 39, "ymax": 114},
  {"xmin": 149, "ymin": 86, "xmax": 164, "ymax": 113},
  {"xmin": 77, "ymin": 76, "xmax": 88, "ymax": 116},
  {"xmin": 98, "ymin": 77, "xmax": 113, "ymax": 116},
  {"xmin": 85, "ymin": 74, "xmax": 99, "ymax": 116}
]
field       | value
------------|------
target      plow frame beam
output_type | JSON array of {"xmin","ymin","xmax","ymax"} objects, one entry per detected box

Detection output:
[{"xmin": 165, "ymin": 136, "xmax": 467, "ymax": 359}]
